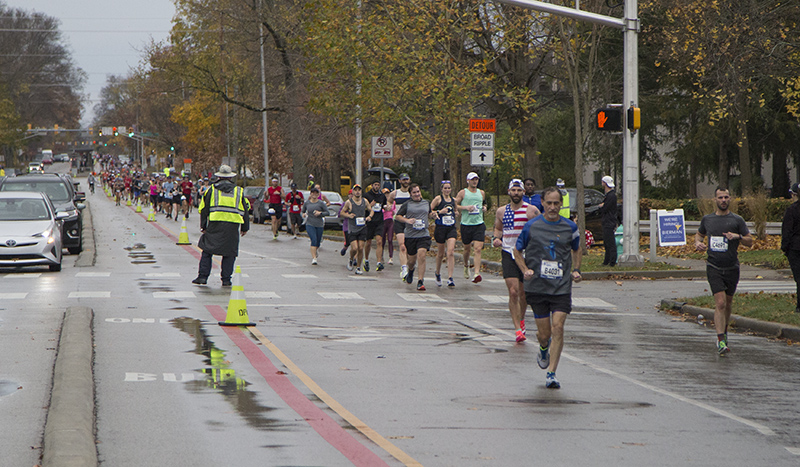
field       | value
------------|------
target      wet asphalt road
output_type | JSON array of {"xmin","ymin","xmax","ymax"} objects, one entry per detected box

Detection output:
[{"xmin": 2, "ymin": 178, "xmax": 800, "ymax": 466}]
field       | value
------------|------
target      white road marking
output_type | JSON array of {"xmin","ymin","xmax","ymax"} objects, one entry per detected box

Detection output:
[
  {"xmin": 4, "ymin": 273, "xmax": 41, "ymax": 278},
  {"xmin": 479, "ymin": 295, "xmax": 507, "ymax": 304},
  {"xmin": 318, "ymin": 292, "xmax": 364, "ymax": 300},
  {"xmin": 572, "ymin": 297, "xmax": 617, "ymax": 308},
  {"xmin": 69, "ymin": 291, "xmax": 111, "ymax": 298},
  {"xmin": 397, "ymin": 293, "xmax": 447, "ymax": 302},
  {"xmin": 153, "ymin": 292, "xmax": 195, "ymax": 299},
  {"xmin": 0, "ymin": 293, "xmax": 27, "ymax": 299},
  {"xmin": 246, "ymin": 291, "xmax": 281, "ymax": 299},
  {"xmin": 145, "ymin": 272, "xmax": 181, "ymax": 278},
  {"xmin": 283, "ymin": 274, "xmax": 317, "ymax": 279},
  {"xmin": 76, "ymin": 272, "xmax": 111, "ymax": 277},
  {"xmin": 737, "ymin": 280, "xmax": 796, "ymax": 293},
  {"xmin": 785, "ymin": 447, "xmax": 800, "ymax": 455}
]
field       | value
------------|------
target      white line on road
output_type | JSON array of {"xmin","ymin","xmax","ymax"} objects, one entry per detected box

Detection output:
[
  {"xmin": 0, "ymin": 292, "xmax": 27, "ymax": 299},
  {"xmin": 785, "ymin": 447, "xmax": 800, "ymax": 455},
  {"xmin": 3, "ymin": 273, "xmax": 41, "ymax": 278},
  {"xmin": 572, "ymin": 297, "xmax": 617, "ymax": 308},
  {"xmin": 153, "ymin": 292, "xmax": 195, "ymax": 299},
  {"xmin": 69, "ymin": 291, "xmax": 111, "ymax": 298},
  {"xmin": 479, "ymin": 295, "xmax": 506, "ymax": 303},
  {"xmin": 246, "ymin": 291, "xmax": 281, "ymax": 299},
  {"xmin": 283, "ymin": 274, "xmax": 317, "ymax": 279},
  {"xmin": 318, "ymin": 292, "xmax": 364, "ymax": 300},
  {"xmin": 75, "ymin": 272, "xmax": 111, "ymax": 277},
  {"xmin": 397, "ymin": 293, "xmax": 447, "ymax": 302},
  {"xmin": 145, "ymin": 273, "xmax": 181, "ymax": 278}
]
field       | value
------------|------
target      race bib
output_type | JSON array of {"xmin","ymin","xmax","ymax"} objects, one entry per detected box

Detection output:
[
  {"xmin": 291, "ymin": 205, "xmax": 300, "ymax": 212},
  {"xmin": 469, "ymin": 205, "xmax": 480, "ymax": 215},
  {"xmin": 540, "ymin": 260, "xmax": 563, "ymax": 280},
  {"xmin": 442, "ymin": 215, "xmax": 455, "ymax": 226},
  {"xmin": 709, "ymin": 236, "xmax": 728, "ymax": 252},
  {"xmin": 372, "ymin": 204, "xmax": 382, "ymax": 212},
  {"xmin": 355, "ymin": 217, "xmax": 366, "ymax": 226},
  {"xmin": 413, "ymin": 219, "xmax": 426, "ymax": 230}
]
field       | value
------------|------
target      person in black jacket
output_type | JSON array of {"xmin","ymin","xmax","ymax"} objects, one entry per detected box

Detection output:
[
  {"xmin": 781, "ymin": 183, "xmax": 800, "ymax": 313},
  {"xmin": 598, "ymin": 175, "xmax": 618, "ymax": 266}
]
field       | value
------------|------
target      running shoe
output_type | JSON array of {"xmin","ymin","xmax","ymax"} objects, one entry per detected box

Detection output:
[
  {"xmin": 346, "ymin": 258, "xmax": 354, "ymax": 271},
  {"xmin": 537, "ymin": 340, "xmax": 551, "ymax": 369},
  {"xmin": 364, "ymin": 260, "xmax": 370, "ymax": 272},
  {"xmin": 400, "ymin": 265, "xmax": 408, "ymax": 282},
  {"xmin": 515, "ymin": 330, "xmax": 527, "ymax": 343},
  {"xmin": 293, "ymin": 235, "xmax": 298, "ymax": 239},
  {"xmin": 340, "ymin": 247, "xmax": 347, "ymax": 256},
  {"xmin": 472, "ymin": 274, "xmax": 482, "ymax": 284},
  {"xmin": 434, "ymin": 273, "xmax": 442, "ymax": 287},
  {"xmin": 406, "ymin": 267, "xmax": 415, "ymax": 284},
  {"xmin": 464, "ymin": 266, "xmax": 470, "ymax": 279},
  {"xmin": 717, "ymin": 339, "xmax": 730, "ymax": 355},
  {"xmin": 521, "ymin": 320, "xmax": 526, "ymax": 335},
  {"xmin": 311, "ymin": 258, "xmax": 318, "ymax": 265},
  {"xmin": 417, "ymin": 280, "xmax": 426, "ymax": 291},
  {"xmin": 447, "ymin": 278, "xmax": 455, "ymax": 287},
  {"xmin": 376, "ymin": 262, "xmax": 384, "ymax": 271},
  {"xmin": 388, "ymin": 258, "xmax": 393, "ymax": 265},
  {"xmin": 355, "ymin": 267, "xmax": 363, "ymax": 275},
  {"xmin": 545, "ymin": 372, "xmax": 561, "ymax": 389},
  {"xmin": 273, "ymin": 234, "xmax": 279, "ymax": 240}
]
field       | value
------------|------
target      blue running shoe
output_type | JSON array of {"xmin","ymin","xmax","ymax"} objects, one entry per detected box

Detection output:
[
  {"xmin": 406, "ymin": 267, "xmax": 415, "ymax": 284},
  {"xmin": 545, "ymin": 372, "xmax": 560, "ymax": 389},
  {"xmin": 434, "ymin": 273, "xmax": 442, "ymax": 287}
]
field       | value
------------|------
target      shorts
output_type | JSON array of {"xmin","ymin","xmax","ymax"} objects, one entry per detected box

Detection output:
[
  {"xmin": 706, "ymin": 266, "xmax": 740, "ymax": 296},
  {"xmin": 349, "ymin": 229, "xmax": 367, "ymax": 242},
  {"xmin": 366, "ymin": 220, "xmax": 384, "ymax": 240},
  {"xmin": 461, "ymin": 223, "xmax": 486, "ymax": 244},
  {"xmin": 268, "ymin": 203, "xmax": 283, "ymax": 219},
  {"xmin": 526, "ymin": 293, "xmax": 572, "ymax": 319},
  {"xmin": 405, "ymin": 236, "xmax": 431, "ymax": 254},
  {"xmin": 434, "ymin": 225, "xmax": 457, "ymax": 244},
  {"xmin": 150, "ymin": 194, "xmax": 158, "ymax": 205},
  {"xmin": 289, "ymin": 212, "xmax": 303, "ymax": 226},
  {"xmin": 172, "ymin": 195, "xmax": 182, "ymax": 204},
  {"xmin": 501, "ymin": 250, "xmax": 523, "ymax": 280}
]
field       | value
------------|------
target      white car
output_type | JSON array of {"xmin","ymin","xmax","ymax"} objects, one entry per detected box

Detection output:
[
  {"xmin": 0, "ymin": 191, "xmax": 67, "ymax": 271},
  {"xmin": 28, "ymin": 162, "xmax": 44, "ymax": 173}
]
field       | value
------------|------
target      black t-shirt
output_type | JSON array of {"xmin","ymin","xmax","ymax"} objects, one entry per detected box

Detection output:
[
  {"xmin": 364, "ymin": 190, "xmax": 386, "ymax": 223},
  {"xmin": 698, "ymin": 212, "xmax": 749, "ymax": 269}
]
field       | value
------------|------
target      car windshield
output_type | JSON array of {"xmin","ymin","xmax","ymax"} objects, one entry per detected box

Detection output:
[
  {"xmin": 243, "ymin": 186, "xmax": 262, "ymax": 197},
  {"xmin": 1, "ymin": 181, "xmax": 71, "ymax": 203},
  {"xmin": 0, "ymin": 198, "xmax": 50, "ymax": 221}
]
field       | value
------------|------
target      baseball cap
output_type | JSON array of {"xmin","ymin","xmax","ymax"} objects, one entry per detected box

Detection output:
[
  {"xmin": 556, "ymin": 178, "xmax": 565, "ymax": 187},
  {"xmin": 508, "ymin": 178, "xmax": 524, "ymax": 189},
  {"xmin": 290, "ymin": 182, "xmax": 297, "ymax": 188},
  {"xmin": 352, "ymin": 184, "xmax": 362, "ymax": 190},
  {"xmin": 399, "ymin": 173, "xmax": 410, "ymax": 180},
  {"xmin": 467, "ymin": 172, "xmax": 479, "ymax": 180},
  {"xmin": 601, "ymin": 175, "xmax": 615, "ymax": 188}
]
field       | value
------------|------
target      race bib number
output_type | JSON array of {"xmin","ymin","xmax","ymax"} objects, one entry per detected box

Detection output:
[
  {"xmin": 469, "ymin": 205, "xmax": 480, "ymax": 215},
  {"xmin": 709, "ymin": 236, "xmax": 728, "ymax": 252},
  {"xmin": 442, "ymin": 215, "xmax": 455, "ymax": 226},
  {"xmin": 291, "ymin": 205, "xmax": 300, "ymax": 212},
  {"xmin": 372, "ymin": 204, "xmax": 382, "ymax": 212},
  {"xmin": 413, "ymin": 219, "xmax": 426, "ymax": 230},
  {"xmin": 540, "ymin": 260, "xmax": 563, "ymax": 280},
  {"xmin": 355, "ymin": 217, "xmax": 366, "ymax": 226}
]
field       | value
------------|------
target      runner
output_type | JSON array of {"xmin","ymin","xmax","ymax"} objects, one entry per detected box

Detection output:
[
  {"xmin": 113, "ymin": 176, "xmax": 124, "ymax": 206},
  {"xmin": 162, "ymin": 176, "xmax": 175, "ymax": 218},
  {"xmin": 431, "ymin": 180, "xmax": 458, "ymax": 287},
  {"xmin": 694, "ymin": 186, "xmax": 753, "ymax": 355},
  {"xmin": 363, "ymin": 179, "xmax": 386, "ymax": 272},
  {"xmin": 492, "ymin": 179, "xmax": 540, "ymax": 342},
  {"xmin": 341, "ymin": 184, "xmax": 373, "ymax": 274},
  {"xmin": 266, "ymin": 177, "xmax": 284, "ymax": 240},
  {"xmin": 387, "ymin": 173, "xmax": 412, "ymax": 280},
  {"xmin": 339, "ymin": 190, "xmax": 353, "ymax": 257},
  {"xmin": 171, "ymin": 181, "xmax": 183, "ymax": 221},
  {"xmin": 381, "ymin": 188, "xmax": 395, "ymax": 265},
  {"xmin": 181, "ymin": 175, "xmax": 194, "ymax": 218},
  {"xmin": 456, "ymin": 171, "xmax": 487, "ymax": 284},
  {"xmin": 284, "ymin": 183, "xmax": 305, "ymax": 239},
  {"xmin": 394, "ymin": 184, "xmax": 433, "ymax": 291},
  {"xmin": 302, "ymin": 187, "xmax": 330, "ymax": 265},
  {"xmin": 88, "ymin": 173, "xmax": 96, "ymax": 195},
  {"xmin": 514, "ymin": 186, "xmax": 582, "ymax": 389}
]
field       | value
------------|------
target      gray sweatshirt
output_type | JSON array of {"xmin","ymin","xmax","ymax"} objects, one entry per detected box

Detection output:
[{"xmin": 302, "ymin": 199, "xmax": 330, "ymax": 228}]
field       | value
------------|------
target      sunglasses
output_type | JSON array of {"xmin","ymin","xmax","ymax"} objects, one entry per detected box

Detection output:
[{"xmin": 441, "ymin": 180, "xmax": 451, "ymax": 184}]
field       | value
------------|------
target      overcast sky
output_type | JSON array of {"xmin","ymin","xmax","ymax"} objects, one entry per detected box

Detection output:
[{"xmin": 4, "ymin": 0, "xmax": 176, "ymax": 126}]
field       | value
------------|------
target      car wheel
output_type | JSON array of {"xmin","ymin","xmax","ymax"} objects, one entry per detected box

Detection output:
[
  {"xmin": 68, "ymin": 244, "xmax": 82, "ymax": 255},
  {"xmin": 49, "ymin": 262, "xmax": 62, "ymax": 272}
]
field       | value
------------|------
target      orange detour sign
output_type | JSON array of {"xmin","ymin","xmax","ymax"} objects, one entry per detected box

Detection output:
[{"xmin": 469, "ymin": 119, "xmax": 496, "ymax": 132}]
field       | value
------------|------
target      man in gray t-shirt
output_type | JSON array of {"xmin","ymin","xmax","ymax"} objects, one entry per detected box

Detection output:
[
  {"xmin": 395, "ymin": 184, "xmax": 432, "ymax": 291},
  {"xmin": 695, "ymin": 187, "xmax": 753, "ymax": 356}
]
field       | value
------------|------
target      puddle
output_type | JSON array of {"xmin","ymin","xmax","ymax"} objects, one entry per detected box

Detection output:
[
  {"xmin": 170, "ymin": 317, "xmax": 290, "ymax": 431},
  {"xmin": 125, "ymin": 244, "xmax": 156, "ymax": 264},
  {"xmin": 0, "ymin": 380, "xmax": 20, "ymax": 397},
  {"xmin": 455, "ymin": 395, "xmax": 655, "ymax": 409}
]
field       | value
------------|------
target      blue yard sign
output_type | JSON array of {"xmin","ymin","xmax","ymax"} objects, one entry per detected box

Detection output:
[{"xmin": 657, "ymin": 209, "xmax": 686, "ymax": 246}]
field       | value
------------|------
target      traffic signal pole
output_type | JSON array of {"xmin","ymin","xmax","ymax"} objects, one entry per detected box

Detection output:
[{"xmin": 494, "ymin": 0, "xmax": 644, "ymax": 266}]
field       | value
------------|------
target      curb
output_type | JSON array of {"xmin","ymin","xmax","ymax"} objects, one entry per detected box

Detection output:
[
  {"xmin": 660, "ymin": 299, "xmax": 800, "ymax": 341},
  {"xmin": 74, "ymin": 200, "xmax": 96, "ymax": 267},
  {"xmin": 43, "ymin": 306, "xmax": 97, "ymax": 467}
]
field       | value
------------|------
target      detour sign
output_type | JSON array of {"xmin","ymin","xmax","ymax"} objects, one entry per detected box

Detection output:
[{"xmin": 469, "ymin": 119, "xmax": 496, "ymax": 132}]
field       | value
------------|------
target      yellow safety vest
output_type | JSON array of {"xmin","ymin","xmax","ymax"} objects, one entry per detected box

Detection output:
[
  {"xmin": 559, "ymin": 189, "xmax": 570, "ymax": 218},
  {"xmin": 201, "ymin": 185, "xmax": 248, "ymax": 224}
]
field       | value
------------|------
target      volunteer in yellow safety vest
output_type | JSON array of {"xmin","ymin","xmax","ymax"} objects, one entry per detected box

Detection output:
[
  {"xmin": 192, "ymin": 164, "xmax": 250, "ymax": 287},
  {"xmin": 556, "ymin": 178, "xmax": 570, "ymax": 219}
]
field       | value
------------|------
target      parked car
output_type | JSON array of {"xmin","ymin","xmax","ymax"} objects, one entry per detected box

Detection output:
[
  {"xmin": 28, "ymin": 162, "xmax": 44, "ymax": 174},
  {"xmin": 41, "ymin": 155, "xmax": 53, "ymax": 165},
  {"xmin": 0, "ymin": 191, "xmax": 67, "ymax": 271},
  {"xmin": 0, "ymin": 174, "xmax": 85, "ymax": 254},
  {"xmin": 243, "ymin": 186, "xmax": 265, "ymax": 218}
]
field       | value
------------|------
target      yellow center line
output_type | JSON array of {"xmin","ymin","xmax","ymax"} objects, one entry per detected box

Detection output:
[{"xmin": 247, "ymin": 326, "xmax": 423, "ymax": 467}]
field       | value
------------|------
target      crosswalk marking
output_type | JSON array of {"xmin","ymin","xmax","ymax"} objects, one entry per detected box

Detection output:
[
  {"xmin": 145, "ymin": 272, "xmax": 181, "ymax": 278},
  {"xmin": 397, "ymin": 293, "xmax": 448, "ymax": 302},
  {"xmin": 69, "ymin": 291, "xmax": 111, "ymax": 298},
  {"xmin": 283, "ymin": 274, "xmax": 317, "ymax": 279},
  {"xmin": 76, "ymin": 272, "xmax": 111, "ymax": 277},
  {"xmin": 479, "ymin": 295, "xmax": 507, "ymax": 304},
  {"xmin": 0, "ymin": 293, "xmax": 28, "ymax": 299},
  {"xmin": 737, "ymin": 280, "xmax": 796, "ymax": 293},
  {"xmin": 246, "ymin": 291, "xmax": 281, "ymax": 299},
  {"xmin": 4, "ymin": 273, "xmax": 41, "ymax": 279},
  {"xmin": 573, "ymin": 297, "xmax": 617, "ymax": 308},
  {"xmin": 318, "ymin": 292, "xmax": 364, "ymax": 300},
  {"xmin": 153, "ymin": 292, "xmax": 195, "ymax": 299}
]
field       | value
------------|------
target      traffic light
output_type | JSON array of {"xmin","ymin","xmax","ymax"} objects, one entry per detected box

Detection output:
[
  {"xmin": 113, "ymin": 126, "xmax": 118, "ymax": 136},
  {"xmin": 98, "ymin": 129, "xmax": 103, "ymax": 136},
  {"xmin": 128, "ymin": 130, "xmax": 135, "ymax": 137},
  {"xmin": 170, "ymin": 146, "xmax": 175, "ymax": 151},
  {"xmin": 595, "ymin": 108, "xmax": 623, "ymax": 132}
]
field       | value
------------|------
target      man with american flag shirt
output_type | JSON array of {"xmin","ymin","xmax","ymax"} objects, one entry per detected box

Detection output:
[{"xmin": 492, "ymin": 179, "xmax": 540, "ymax": 343}]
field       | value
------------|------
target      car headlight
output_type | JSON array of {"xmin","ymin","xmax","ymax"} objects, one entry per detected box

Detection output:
[{"xmin": 34, "ymin": 228, "xmax": 56, "ymax": 243}]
